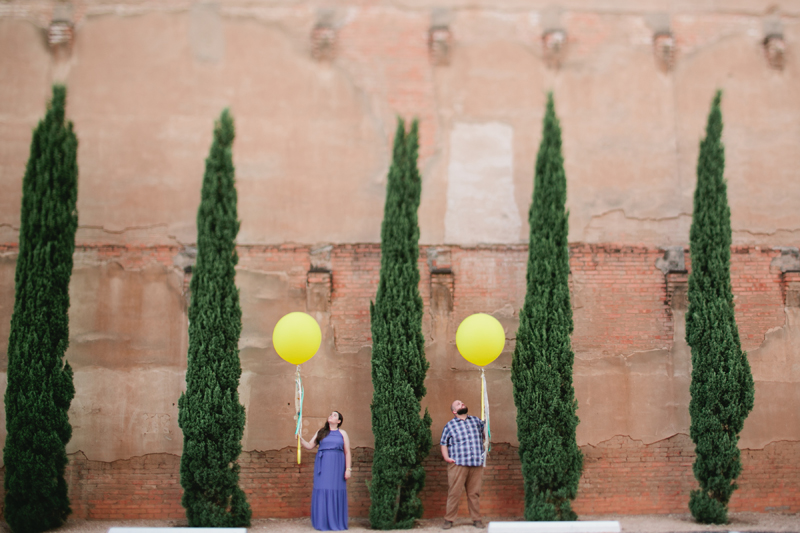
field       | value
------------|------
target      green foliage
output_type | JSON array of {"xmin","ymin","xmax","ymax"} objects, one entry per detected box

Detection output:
[
  {"xmin": 3, "ymin": 85, "xmax": 77, "ymax": 533},
  {"xmin": 686, "ymin": 91, "xmax": 754, "ymax": 525},
  {"xmin": 177, "ymin": 109, "xmax": 251, "ymax": 527},
  {"xmin": 369, "ymin": 118, "xmax": 432, "ymax": 530},
  {"xmin": 511, "ymin": 94, "xmax": 583, "ymax": 521}
]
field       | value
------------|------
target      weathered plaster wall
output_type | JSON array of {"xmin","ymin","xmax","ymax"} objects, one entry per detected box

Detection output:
[
  {"xmin": 2, "ymin": 243, "xmax": 799, "ymax": 516},
  {"xmin": 1, "ymin": 0, "xmax": 800, "ymax": 517},
  {"xmin": 1, "ymin": 1, "xmax": 800, "ymax": 247},
  {"xmin": 1, "ymin": 244, "xmax": 796, "ymax": 464}
]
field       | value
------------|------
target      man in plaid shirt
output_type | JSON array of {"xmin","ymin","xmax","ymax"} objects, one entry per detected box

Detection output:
[{"xmin": 440, "ymin": 399, "xmax": 486, "ymax": 529}]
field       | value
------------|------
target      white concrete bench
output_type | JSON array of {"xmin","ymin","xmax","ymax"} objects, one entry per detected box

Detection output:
[
  {"xmin": 488, "ymin": 521, "xmax": 621, "ymax": 533},
  {"xmin": 108, "ymin": 529, "xmax": 247, "ymax": 533}
]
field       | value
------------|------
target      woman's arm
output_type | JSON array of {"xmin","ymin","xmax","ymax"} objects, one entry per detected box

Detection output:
[
  {"xmin": 299, "ymin": 430, "xmax": 319, "ymax": 450},
  {"xmin": 341, "ymin": 429, "xmax": 352, "ymax": 480}
]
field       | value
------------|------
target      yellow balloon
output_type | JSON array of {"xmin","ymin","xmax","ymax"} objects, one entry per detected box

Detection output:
[
  {"xmin": 273, "ymin": 312, "xmax": 322, "ymax": 365},
  {"xmin": 456, "ymin": 313, "xmax": 506, "ymax": 367}
]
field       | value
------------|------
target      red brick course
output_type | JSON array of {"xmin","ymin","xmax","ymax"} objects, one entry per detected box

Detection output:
[
  {"xmin": 569, "ymin": 245, "xmax": 673, "ymax": 355},
  {"xmin": 65, "ymin": 452, "xmax": 184, "ymax": 520},
  {"xmin": 12, "ymin": 242, "xmax": 784, "ymax": 358},
  {"xmin": 1, "ymin": 435, "xmax": 796, "ymax": 520}
]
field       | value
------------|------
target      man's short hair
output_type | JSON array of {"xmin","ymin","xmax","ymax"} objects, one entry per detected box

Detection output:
[{"xmin": 450, "ymin": 400, "xmax": 459, "ymax": 412}]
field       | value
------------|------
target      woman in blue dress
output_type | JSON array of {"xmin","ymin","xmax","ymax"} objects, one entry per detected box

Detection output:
[{"xmin": 300, "ymin": 411, "xmax": 351, "ymax": 530}]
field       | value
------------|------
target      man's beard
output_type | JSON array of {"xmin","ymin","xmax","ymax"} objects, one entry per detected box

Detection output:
[{"xmin": 456, "ymin": 407, "xmax": 468, "ymax": 415}]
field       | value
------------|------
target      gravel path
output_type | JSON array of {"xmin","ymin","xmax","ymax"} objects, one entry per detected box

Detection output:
[{"xmin": 5, "ymin": 513, "xmax": 796, "ymax": 533}]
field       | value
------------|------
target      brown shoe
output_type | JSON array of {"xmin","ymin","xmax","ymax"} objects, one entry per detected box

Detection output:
[
  {"xmin": 442, "ymin": 520, "xmax": 453, "ymax": 529},
  {"xmin": 473, "ymin": 520, "xmax": 484, "ymax": 528}
]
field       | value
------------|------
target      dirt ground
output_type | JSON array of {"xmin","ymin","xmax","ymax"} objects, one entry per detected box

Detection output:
[{"xmin": 8, "ymin": 513, "xmax": 797, "ymax": 532}]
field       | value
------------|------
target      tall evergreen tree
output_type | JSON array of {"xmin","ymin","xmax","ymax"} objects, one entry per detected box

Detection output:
[
  {"xmin": 177, "ymin": 109, "xmax": 251, "ymax": 527},
  {"xmin": 512, "ymin": 94, "xmax": 583, "ymax": 521},
  {"xmin": 369, "ymin": 118, "xmax": 432, "ymax": 530},
  {"xmin": 686, "ymin": 91, "xmax": 754, "ymax": 524},
  {"xmin": 3, "ymin": 85, "xmax": 77, "ymax": 533}
]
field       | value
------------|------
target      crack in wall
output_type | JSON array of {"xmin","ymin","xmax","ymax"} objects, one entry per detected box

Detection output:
[
  {"xmin": 734, "ymin": 227, "xmax": 800, "ymax": 237},
  {"xmin": 80, "ymin": 223, "xmax": 169, "ymax": 234},
  {"xmin": 66, "ymin": 434, "xmax": 800, "ymax": 461},
  {"xmin": 582, "ymin": 209, "xmax": 800, "ymax": 244},
  {"xmin": 583, "ymin": 432, "xmax": 689, "ymax": 448},
  {"xmin": 585, "ymin": 208, "xmax": 692, "ymax": 225},
  {"xmin": 581, "ymin": 208, "xmax": 693, "ymax": 243},
  {"xmin": 616, "ymin": 347, "xmax": 670, "ymax": 361},
  {"xmin": 78, "ymin": 224, "xmax": 186, "ymax": 246},
  {"xmin": 2, "ymin": 223, "xmax": 187, "ymax": 246}
]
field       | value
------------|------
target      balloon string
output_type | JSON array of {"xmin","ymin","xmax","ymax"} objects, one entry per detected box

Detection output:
[
  {"xmin": 295, "ymin": 365, "xmax": 304, "ymax": 464},
  {"xmin": 482, "ymin": 368, "xmax": 491, "ymax": 466}
]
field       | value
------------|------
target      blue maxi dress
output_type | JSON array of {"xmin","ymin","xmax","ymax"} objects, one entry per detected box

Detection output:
[{"xmin": 311, "ymin": 429, "xmax": 348, "ymax": 530}]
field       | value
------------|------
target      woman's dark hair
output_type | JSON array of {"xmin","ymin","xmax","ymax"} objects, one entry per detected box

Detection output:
[{"xmin": 315, "ymin": 411, "xmax": 343, "ymax": 446}]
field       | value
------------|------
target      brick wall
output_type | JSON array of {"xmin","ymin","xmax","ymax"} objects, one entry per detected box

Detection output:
[
  {"xmin": 569, "ymin": 245, "xmax": 673, "ymax": 356},
  {"xmin": 576, "ymin": 435, "xmax": 800, "ymax": 515},
  {"xmin": 1, "ymin": 242, "xmax": 797, "ymax": 519},
  {"xmin": 44, "ymin": 242, "xmax": 788, "ymax": 358},
  {"xmin": 729, "ymin": 246, "xmax": 787, "ymax": 350},
  {"xmin": 65, "ymin": 452, "xmax": 184, "ymax": 520},
  {"xmin": 2, "ymin": 435, "xmax": 795, "ymax": 520}
]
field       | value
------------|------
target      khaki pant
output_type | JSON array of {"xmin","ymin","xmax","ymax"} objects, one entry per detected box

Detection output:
[{"xmin": 445, "ymin": 463, "xmax": 483, "ymax": 522}]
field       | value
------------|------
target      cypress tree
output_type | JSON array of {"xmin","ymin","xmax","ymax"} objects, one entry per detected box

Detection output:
[
  {"xmin": 686, "ymin": 91, "xmax": 754, "ymax": 524},
  {"xmin": 177, "ymin": 109, "xmax": 251, "ymax": 527},
  {"xmin": 369, "ymin": 118, "xmax": 432, "ymax": 530},
  {"xmin": 511, "ymin": 94, "xmax": 583, "ymax": 521},
  {"xmin": 3, "ymin": 85, "xmax": 77, "ymax": 533}
]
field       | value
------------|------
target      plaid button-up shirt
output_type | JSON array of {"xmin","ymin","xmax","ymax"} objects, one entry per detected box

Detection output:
[{"xmin": 440, "ymin": 415, "xmax": 485, "ymax": 467}]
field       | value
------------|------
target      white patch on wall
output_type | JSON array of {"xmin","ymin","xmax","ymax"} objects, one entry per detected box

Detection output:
[{"xmin": 444, "ymin": 122, "xmax": 521, "ymax": 245}]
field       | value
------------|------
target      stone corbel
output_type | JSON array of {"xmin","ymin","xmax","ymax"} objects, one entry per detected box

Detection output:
[
  {"xmin": 429, "ymin": 26, "xmax": 452, "ymax": 66},
  {"xmin": 430, "ymin": 269, "xmax": 454, "ymax": 315},
  {"xmin": 653, "ymin": 31, "xmax": 676, "ymax": 72},
  {"xmin": 429, "ymin": 8, "xmax": 454, "ymax": 66},
  {"xmin": 307, "ymin": 269, "xmax": 332, "ymax": 313},
  {"xmin": 763, "ymin": 10, "xmax": 785, "ymax": 71},
  {"xmin": 428, "ymin": 247, "xmax": 453, "ymax": 315},
  {"xmin": 657, "ymin": 246, "xmax": 688, "ymax": 311},
  {"xmin": 312, "ymin": 9, "xmax": 338, "ymax": 62},
  {"xmin": 646, "ymin": 13, "xmax": 675, "ymax": 73},
  {"xmin": 773, "ymin": 247, "xmax": 800, "ymax": 306},
  {"xmin": 542, "ymin": 29, "xmax": 567, "ymax": 69},
  {"xmin": 764, "ymin": 34, "xmax": 785, "ymax": 70},
  {"xmin": 49, "ymin": 2, "xmax": 74, "ymax": 60}
]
